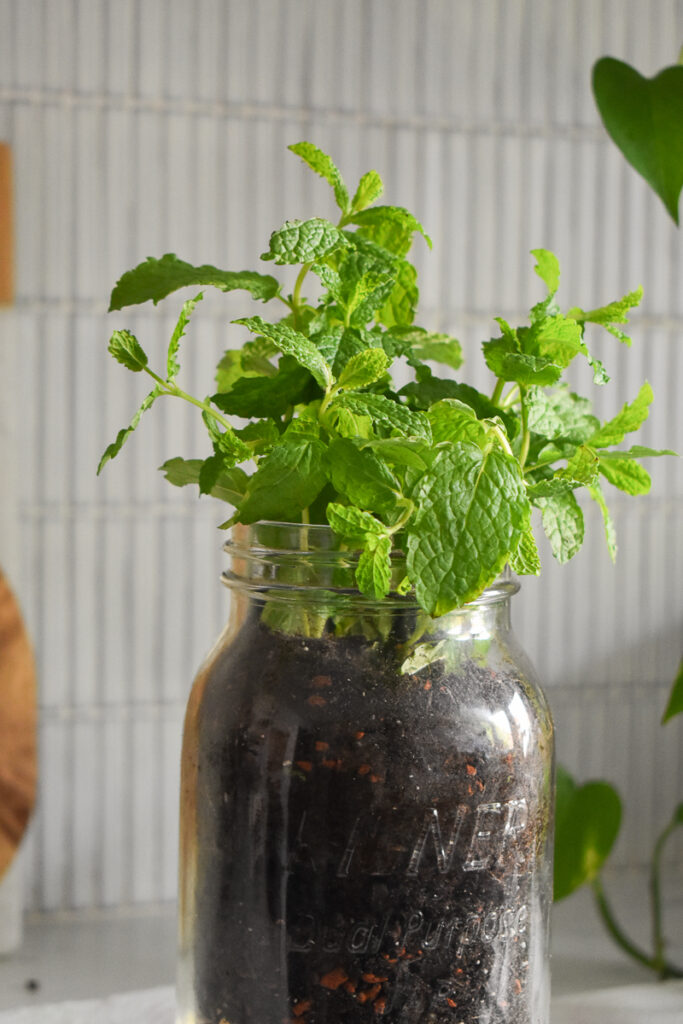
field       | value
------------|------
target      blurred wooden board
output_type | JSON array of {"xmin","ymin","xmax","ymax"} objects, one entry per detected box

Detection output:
[
  {"xmin": 0, "ymin": 143, "xmax": 13, "ymax": 305},
  {"xmin": 0, "ymin": 571, "xmax": 37, "ymax": 881}
]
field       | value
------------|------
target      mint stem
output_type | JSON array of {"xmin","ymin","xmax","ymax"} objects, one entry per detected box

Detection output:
[{"xmin": 491, "ymin": 378, "xmax": 505, "ymax": 405}]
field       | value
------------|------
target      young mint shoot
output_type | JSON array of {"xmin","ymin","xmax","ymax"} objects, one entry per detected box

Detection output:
[{"xmin": 100, "ymin": 141, "xmax": 675, "ymax": 621}]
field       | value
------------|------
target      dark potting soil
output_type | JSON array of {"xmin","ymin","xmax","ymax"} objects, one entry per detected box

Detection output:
[{"xmin": 187, "ymin": 613, "xmax": 553, "ymax": 1024}]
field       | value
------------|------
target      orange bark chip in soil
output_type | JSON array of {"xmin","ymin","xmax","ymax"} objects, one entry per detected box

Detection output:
[{"xmin": 319, "ymin": 967, "xmax": 349, "ymax": 990}]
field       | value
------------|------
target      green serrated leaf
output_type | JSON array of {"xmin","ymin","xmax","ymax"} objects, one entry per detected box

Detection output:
[
  {"xmin": 334, "ymin": 392, "xmax": 431, "ymax": 441},
  {"xmin": 236, "ymin": 436, "xmax": 328, "ymax": 524},
  {"xmin": 109, "ymin": 253, "xmax": 279, "ymax": 311},
  {"xmin": 326, "ymin": 503, "xmax": 385, "ymax": 541},
  {"xmin": 593, "ymin": 57, "xmax": 683, "ymax": 224},
  {"xmin": 599, "ymin": 456, "xmax": 651, "ymax": 495},
  {"xmin": 97, "ymin": 387, "xmax": 160, "ymax": 473},
  {"xmin": 519, "ymin": 315, "xmax": 584, "ymax": 369},
  {"xmin": 662, "ymin": 657, "xmax": 683, "ymax": 724},
  {"xmin": 557, "ymin": 445, "xmax": 600, "ymax": 486},
  {"xmin": 378, "ymin": 260, "xmax": 419, "ymax": 327},
  {"xmin": 333, "ymin": 405, "xmax": 374, "ymax": 440},
  {"xmin": 108, "ymin": 329, "xmax": 148, "ymax": 372},
  {"xmin": 261, "ymin": 218, "xmax": 349, "ymax": 266},
  {"xmin": 328, "ymin": 438, "xmax": 399, "ymax": 517},
  {"xmin": 351, "ymin": 169, "xmax": 384, "ymax": 213},
  {"xmin": 212, "ymin": 356, "xmax": 315, "ymax": 419},
  {"xmin": 526, "ymin": 386, "xmax": 600, "ymax": 444},
  {"xmin": 534, "ymin": 491, "xmax": 584, "ymax": 563},
  {"xmin": 589, "ymin": 482, "xmax": 618, "ymax": 562},
  {"xmin": 589, "ymin": 381, "xmax": 654, "ymax": 447},
  {"xmin": 337, "ymin": 348, "xmax": 390, "ymax": 390},
  {"xmin": 598, "ymin": 445, "xmax": 677, "ymax": 459},
  {"xmin": 288, "ymin": 141, "xmax": 350, "ymax": 213},
  {"xmin": 554, "ymin": 780, "xmax": 622, "ymax": 901},
  {"xmin": 159, "ymin": 456, "xmax": 248, "ymax": 505},
  {"xmin": 428, "ymin": 399, "xmax": 490, "ymax": 448},
  {"xmin": 351, "ymin": 205, "xmax": 432, "ymax": 255},
  {"xmin": 483, "ymin": 336, "xmax": 563, "ymax": 387},
  {"xmin": 356, "ymin": 534, "xmax": 392, "ymax": 600},
  {"xmin": 167, "ymin": 292, "xmax": 203, "ymax": 380},
  {"xmin": 234, "ymin": 419, "xmax": 280, "ymax": 455},
  {"xmin": 406, "ymin": 444, "xmax": 529, "ymax": 614},
  {"xmin": 531, "ymin": 248, "xmax": 560, "ymax": 295},
  {"xmin": 509, "ymin": 527, "xmax": 542, "ymax": 576},
  {"xmin": 235, "ymin": 316, "xmax": 333, "ymax": 390},
  {"xmin": 361, "ymin": 438, "xmax": 431, "ymax": 471}
]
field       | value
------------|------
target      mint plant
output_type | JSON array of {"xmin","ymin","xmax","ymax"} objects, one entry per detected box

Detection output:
[{"xmin": 100, "ymin": 141, "xmax": 674, "ymax": 626}]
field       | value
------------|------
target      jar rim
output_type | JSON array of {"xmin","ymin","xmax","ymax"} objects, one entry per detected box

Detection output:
[{"xmin": 221, "ymin": 521, "xmax": 520, "ymax": 610}]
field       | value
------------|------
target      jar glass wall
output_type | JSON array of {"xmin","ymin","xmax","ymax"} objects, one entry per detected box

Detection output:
[{"xmin": 177, "ymin": 523, "xmax": 554, "ymax": 1024}]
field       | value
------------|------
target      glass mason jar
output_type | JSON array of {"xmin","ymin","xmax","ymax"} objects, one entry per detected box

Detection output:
[{"xmin": 177, "ymin": 523, "xmax": 554, "ymax": 1024}]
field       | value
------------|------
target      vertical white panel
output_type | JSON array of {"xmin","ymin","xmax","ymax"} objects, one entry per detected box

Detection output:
[
  {"xmin": 102, "ymin": 714, "xmax": 129, "ymax": 906},
  {"xmin": 39, "ymin": 718, "xmax": 69, "ymax": 909},
  {"xmin": 71, "ymin": 718, "xmax": 100, "ymax": 908}
]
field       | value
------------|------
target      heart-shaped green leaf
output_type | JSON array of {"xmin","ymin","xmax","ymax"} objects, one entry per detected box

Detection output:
[
  {"xmin": 593, "ymin": 57, "xmax": 683, "ymax": 224},
  {"xmin": 554, "ymin": 770, "xmax": 622, "ymax": 901}
]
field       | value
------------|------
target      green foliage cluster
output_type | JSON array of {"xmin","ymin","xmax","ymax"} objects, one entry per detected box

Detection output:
[{"xmin": 100, "ymin": 142, "xmax": 674, "ymax": 617}]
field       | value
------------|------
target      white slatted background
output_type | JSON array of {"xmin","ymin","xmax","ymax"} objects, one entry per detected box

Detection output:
[{"xmin": 0, "ymin": 0, "xmax": 680, "ymax": 911}]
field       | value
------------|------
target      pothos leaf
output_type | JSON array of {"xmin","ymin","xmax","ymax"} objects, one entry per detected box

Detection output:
[
  {"xmin": 662, "ymin": 657, "xmax": 683, "ymax": 725},
  {"xmin": 554, "ymin": 780, "xmax": 622, "ymax": 901}
]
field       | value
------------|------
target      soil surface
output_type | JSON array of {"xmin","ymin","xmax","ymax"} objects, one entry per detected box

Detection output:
[{"xmin": 185, "ymin": 612, "xmax": 553, "ymax": 1024}]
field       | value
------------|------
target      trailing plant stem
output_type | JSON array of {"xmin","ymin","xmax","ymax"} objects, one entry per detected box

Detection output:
[
  {"xmin": 144, "ymin": 368, "xmax": 237, "ymax": 435},
  {"xmin": 591, "ymin": 876, "xmax": 683, "ymax": 979},
  {"xmin": 650, "ymin": 813, "xmax": 680, "ymax": 975}
]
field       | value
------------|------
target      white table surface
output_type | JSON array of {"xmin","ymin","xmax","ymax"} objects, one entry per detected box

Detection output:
[{"xmin": 0, "ymin": 870, "xmax": 680, "ymax": 1017}]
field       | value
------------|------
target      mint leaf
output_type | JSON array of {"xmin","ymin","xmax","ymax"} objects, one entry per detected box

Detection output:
[
  {"xmin": 167, "ymin": 292, "xmax": 203, "ymax": 380},
  {"xmin": 97, "ymin": 387, "xmax": 160, "ymax": 473},
  {"xmin": 235, "ymin": 316, "xmax": 333, "ymax": 390},
  {"xmin": 519, "ymin": 315, "xmax": 584, "ymax": 368},
  {"xmin": 333, "ymin": 405, "xmax": 374, "ymax": 440},
  {"xmin": 360, "ymin": 438, "xmax": 431, "ymax": 471},
  {"xmin": 288, "ymin": 141, "xmax": 350, "ymax": 213},
  {"xmin": 351, "ymin": 170, "xmax": 384, "ymax": 214},
  {"xmin": 234, "ymin": 419, "xmax": 280, "ymax": 455},
  {"xmin": 326, "ymin": 503, "xmax": 385, "ymax": 541},
  {"xmin": 597, "ymin": 445, "xmax": 677, "ymax": 458},
  {"xmin": 599, "ymin": 456, "xmax": 651, "ymax": 495},
  {"xmin": 236, "ymin": 436, "xmax": 328, "ymax": 524},
  {"xmin": 428, "ymin": 399, "xmax": 490, "ymax": 448},
  {"xmin": 531, "ymin": 248, "xmax": 560, "ymax": 296},
  {"xmin": 569, "ymin": 286, "xmax": 643, "ymax": 346},
  {"xmin": 108, "ymin": 329, "xmax": 148, "ymax": 372},
  {"xmin": 526, "ymin": 386, "xmax": 600, "ymax": 443},
  {"xmin": 589, "ymin": 381, "xmax": 654, "ymax": 447},
  {"xmin": 406, "ymin": 444, "xmax": 529, "ymax": 614},
  {"xmin": 509, "ymin": 527, "xmax": 542, "ymax": 576},
  {"xmin": 589, "ymin": 482, "xmax": 618, "ymax": 562},
  {"xmin": 337, "ymin": 348, "xmax": 390, "ymax": 390},
  {"xmin": 351, "ymin": 206, "xmax": 432, "ymax": 255},
  {"xmin": 378, "ymin": 260, "xmax": 418, "ymax": 327},
  {"xmin": 328, "ymin": 438, "xmax": 399, "ymax": 517},
  {"xmin": 261, "ymin": 218, "xmax": 349, "ymax": 265},
  {"xmin": 334, "ymin": 393, "xmax": 431, "ymax": 440},
  {"xmin": 109, "ymin": 253, "xmax": 279, "ymax": 311},
  {"xmin": 159, "ymin": 456, "xmax": 248, "ymax": 505},
  {"xmin": 212, "ymin": 356, "xmax": 314, "ymax": 418},
  {"xmin": 356, "ymin": 534, "xmax": 392, "ymax": 600},
  {"xmin": 534, "ymin": 492, "xmax": 584, "ymax": 563},
  {"xmin": 483, "ymin": 337, "xmax": 563, "ymax": 387},
  {"xmin": 556, "ymin": 445, "xmax": 600, "ymax": 486},
  {"xmin": 662, "ymin": 657, "xmax": 683, "ymax": 725}
]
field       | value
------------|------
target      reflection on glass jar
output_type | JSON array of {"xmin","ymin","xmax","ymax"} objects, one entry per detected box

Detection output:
[{"xmin": 177, "ymin": 523, "xmax": 554, "ymax": 1024}]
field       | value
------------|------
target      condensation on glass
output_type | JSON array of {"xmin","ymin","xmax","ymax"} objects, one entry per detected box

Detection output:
[{"xmin": 177, "ymin": 523, "xmax": 555, "ymax": 1024}]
